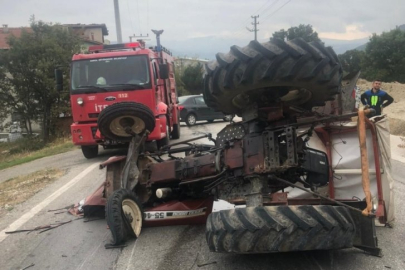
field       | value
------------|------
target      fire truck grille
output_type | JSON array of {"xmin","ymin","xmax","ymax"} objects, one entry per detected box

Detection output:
[{"xmin": 88, "ymin": 113, "xmax": 99, "ymax": 118}]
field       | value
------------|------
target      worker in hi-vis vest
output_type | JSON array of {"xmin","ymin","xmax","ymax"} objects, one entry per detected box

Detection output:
[{"xmin": 360, "ymin": 79, "xmax": 394, "ymax": 116}]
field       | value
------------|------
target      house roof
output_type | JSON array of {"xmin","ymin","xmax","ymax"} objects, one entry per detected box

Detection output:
[
  {"xmin": 0, "ymin": 24, "xmax": 108, "ymax": 50},
  {"xmin": 0, "ymin": 27, "xmax": 31, "ymax": 49},
  {"xmin": 63, "ymin": 24, "xmax": 109, "ymax": 36}
]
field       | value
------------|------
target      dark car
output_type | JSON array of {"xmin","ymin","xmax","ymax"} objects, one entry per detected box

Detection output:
[{"xmin": 178, "ymin": 95, "xmax": 232, "ymax": 126}]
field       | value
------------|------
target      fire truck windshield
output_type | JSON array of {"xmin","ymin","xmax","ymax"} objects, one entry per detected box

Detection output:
[{"xmin": 71, "ymin": 55, "xmax": 151, "ymax": 92}]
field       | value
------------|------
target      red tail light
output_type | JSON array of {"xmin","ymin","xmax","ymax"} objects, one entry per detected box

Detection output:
[{"xmin": 178, "ymin": 106, "xmax": 184, "ymax": 110}]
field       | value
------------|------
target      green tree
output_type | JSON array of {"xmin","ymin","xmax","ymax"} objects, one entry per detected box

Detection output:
[
  {"xmin": 0, "ymin": 18, "xmax": 81, "ymax": 141},
  {"xmin": 174, "ymin": 63, "xmax": 188, "ymax": 96},
  {"xmin": 180, "ymin": 62, "xmax": 204, "ymax": 95},
  {"xmin": 338, "ymin": 49, "xmax": 365, "ymax": 75},
  {"xmin": 272, "ymin": 24, "xmax": 321, "ymax": 42},
  {"xmin": 361, "ymin": 28, "xmax": 405, "ymax": 83}
]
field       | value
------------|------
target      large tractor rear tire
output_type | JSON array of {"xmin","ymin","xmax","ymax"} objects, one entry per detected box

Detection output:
[
  {"xmin": 98, "ymin": 102, "xmax": 155, "ymax": 142},
  {"xmin": 206, "ymin": 205, "xmax": 355, "ymax": 253},
  {"xmin": 203, "ymin": 38, "xmax": 342, "ymax": 114}
]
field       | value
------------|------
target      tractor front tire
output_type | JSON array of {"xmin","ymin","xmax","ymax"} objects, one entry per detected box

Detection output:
[
  {"xmin": 98, "ymin": 102, "xmax": 155, "ymax": 142},
  {"xmin": 206, "ymin": 205, "xmax": 355, "ymax": 253},
  {"xmin": 106, "ymin": 189, "xmax": 144, "ymax": 245}
]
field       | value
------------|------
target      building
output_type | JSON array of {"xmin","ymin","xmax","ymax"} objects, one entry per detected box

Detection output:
[
  {"xmin": 62, "ymin": 23, "xmax": 109, "ymax": 51},
  {"xmin": 0, "ymin": 23, "xmax": 109, "ymax": 135},
  {"xmin": 0, "ymin": 24, "xmax": 32, "ymax": 50}
]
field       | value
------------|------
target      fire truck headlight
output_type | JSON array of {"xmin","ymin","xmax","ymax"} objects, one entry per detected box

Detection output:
[{"xmin": 77, "ymin": 97, "xmax": 84, "ymax": 105}]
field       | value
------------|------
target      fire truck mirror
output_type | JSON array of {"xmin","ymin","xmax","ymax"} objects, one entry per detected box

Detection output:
[
  {"xmin": 159, "ymin": 64, "xmax": 169, "ymax": 79},
  {"xmin": 55, "ymin": 69, "xmax": 63, "ymax": 91}
]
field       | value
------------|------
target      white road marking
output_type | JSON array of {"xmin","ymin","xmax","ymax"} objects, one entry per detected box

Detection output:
[
  {"xmin": 76, "ymin": 232, "xmax": 108, "ymax": 270},
  {"xmin": 0, "ymin": 163, "xmax": 99, "ymax": 243},
  {"xmin": 125, "ymin": 240, "xmax": 138, "ymax": 270}
]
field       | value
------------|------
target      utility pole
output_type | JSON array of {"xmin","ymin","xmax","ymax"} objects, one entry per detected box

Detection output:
[
  {"xmin": 246, "ymin": 15, "xmax": 259, "ymax": 41},
  {"xmin": 113, "ymin": 0, "xmax": 123, "ymax": 43}
]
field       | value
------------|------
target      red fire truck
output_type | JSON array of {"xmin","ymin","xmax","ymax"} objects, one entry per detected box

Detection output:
[{"xmin": 56, "ymin": 32, "xmax": 180, "ymax": 158}]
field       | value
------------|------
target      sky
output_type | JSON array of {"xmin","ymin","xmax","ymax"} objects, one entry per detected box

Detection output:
[{"xmin": 1, "ymin": 0, "xmax": 404, "ymax": 46}]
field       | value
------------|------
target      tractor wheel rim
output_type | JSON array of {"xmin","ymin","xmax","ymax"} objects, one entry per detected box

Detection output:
[
  {"xmin": 188, "ymin": 115, "xmax": 196, "ymax": 125},
  {"xmin": 279, "ymin": 88, "xmax": 312, "ymax": 104},
  {"xmin": 122, "ymin": 199, "xmax": 142, "ymax": 237},
  {"xmin": 109, "ymin": 116, "xmax": 146, "ymax": 137}
]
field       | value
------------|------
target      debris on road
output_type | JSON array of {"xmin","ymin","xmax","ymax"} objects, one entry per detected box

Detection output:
[
  {"xmin": 20, "ymin": 263, "xmax": 35, "ymax": 270},
  {"xmin": 5, "ymin": 219, "xmax": 80, "ymax": 235},
  {"xmin": 197, "ymin": 261, "xmax": 217, "ymax": 267},
  {"xmin": 47, "ymin": 205, "xmax": 74, "ymax": 212},
  {"xmin": 83, "ymin": 217, "xmax": 104, "ymax": 223}
]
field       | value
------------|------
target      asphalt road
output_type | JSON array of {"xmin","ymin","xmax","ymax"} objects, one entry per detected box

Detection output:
[{"xmin": 0, "ymin": 119, "xmax": 404, "ymax": 270}]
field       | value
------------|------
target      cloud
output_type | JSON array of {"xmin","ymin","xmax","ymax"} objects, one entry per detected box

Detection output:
[
  {"xmin": 1, "ymin": 0, "xmax": 404, "ymax": 43},
  {"xmin": 318, "ymin": 25, "xmax": 371, "ymax": 40}
]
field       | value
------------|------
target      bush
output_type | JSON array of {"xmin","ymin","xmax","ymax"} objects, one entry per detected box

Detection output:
[{"xmin": 7, "ymin": 137, "xmax": 46, "ymax": 155}]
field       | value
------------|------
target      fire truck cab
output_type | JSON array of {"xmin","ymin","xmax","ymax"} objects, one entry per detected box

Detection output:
[{"xmin": 59, "ymin": 38, "xmax": 180, "ymax": 158}]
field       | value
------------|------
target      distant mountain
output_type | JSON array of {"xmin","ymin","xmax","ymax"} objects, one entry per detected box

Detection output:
[
  {"xmin": 163, "ymin": 36, "xmax": 371, "ymax": 60},
  {"xmin": 165, "ymin": 36, "xmax": 252, "ymax": 60},
  {"xmin": 129, "ymin": 24, "xmax": 405, "ymax": 59},
  {"xmin": 322, "ymin": 37, "xmax": 369, "ymax": 54},
  {"xmin": 354, "ymin": 43, "xmax": 367, "ymax": 51}
]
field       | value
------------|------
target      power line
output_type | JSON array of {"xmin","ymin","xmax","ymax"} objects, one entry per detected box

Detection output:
[
  {"xmin": 259, "ymin": 0, "xmax": 280, "ymax": 17},
  {"xmin": 232, "ymin": 0, "xmax": 276, "ymax": 39},
  {"xmin": 147, "ymin": 0, "xmax": 150, "ymax": 34},
  {"xmin": 261, "ymin": 0, "xmax": 292, "ymax": 21},
  {"xmin": 253, "ymin": 0, "xmax": 275, "ymax": 17},
  {"xmin": 233, "ymin": 0, "xmax": 281, "ymax": 41},
  {"xmin": 126, "ymin": 0, "xmax": 135, "ymax": 37},
  {"xmin": 136, "ymin": 0, "xmax": 142, "ymax": 34}
]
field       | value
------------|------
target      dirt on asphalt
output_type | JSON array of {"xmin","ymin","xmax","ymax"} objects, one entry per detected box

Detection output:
[{"xmin": 0, "ymin": 168, "xmax": 65, "ymax": 217}]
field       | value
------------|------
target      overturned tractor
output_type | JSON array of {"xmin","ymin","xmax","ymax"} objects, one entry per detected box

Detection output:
[{"xmin": 90, "ymin": 38, "xmax": 387, "ymax": 255}]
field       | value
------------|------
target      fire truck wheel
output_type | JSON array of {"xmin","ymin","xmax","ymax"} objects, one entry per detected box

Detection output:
[
  {"xmin": 106, "ymin": 189, "xmax": 144, "ymax": 245},
  {"xmin": 203, "ymin": 38, "xmax": 342, "ymax": 114},
  {"xmin": 98, "ymin": 102, "xmax": 155, "ymax": 142},
  {"xmin": 206, "ymin": 205, "xmax": 355, "ymax": 253},
  {"xmin": 171, "ymin": 123, "xmax": 181, "ymax": 139},
  {"xmin": 156, "ymin": 124, "xmax": 170, "ymax": 150},
  {"xmin": 81, "ymin": 145, "xmax": 98, "ymax": 159}
]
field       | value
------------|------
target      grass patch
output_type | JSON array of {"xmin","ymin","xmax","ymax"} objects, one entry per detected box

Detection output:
[
  {"xmin": 0, "ymin": 137, "xmax": 76, "ymax": 170},
  {"xmin": 0, "ymin": 168, "xmax": 65, "ymax": 217}
]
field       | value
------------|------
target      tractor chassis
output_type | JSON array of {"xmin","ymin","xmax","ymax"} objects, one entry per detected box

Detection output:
[{"xmin": 100, "ymin": 107, "xmax": 383, "ymax": 256}]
